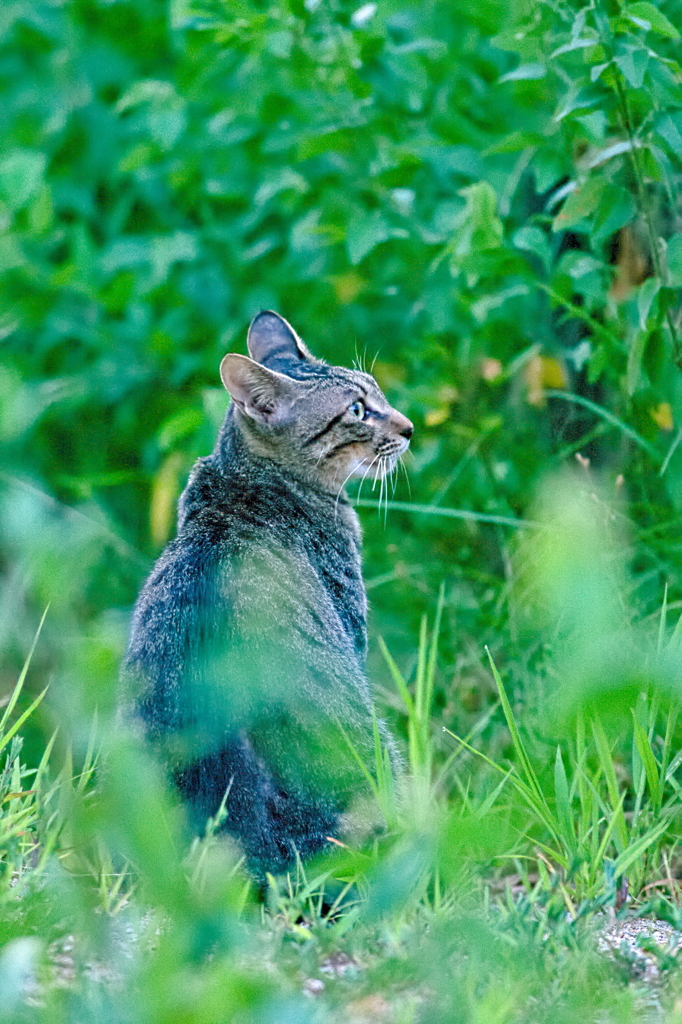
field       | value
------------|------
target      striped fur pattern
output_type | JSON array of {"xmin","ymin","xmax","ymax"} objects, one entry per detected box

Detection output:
[{"xmin": 122, "ymin": 312, "xmax": 413, "ymax": 877}]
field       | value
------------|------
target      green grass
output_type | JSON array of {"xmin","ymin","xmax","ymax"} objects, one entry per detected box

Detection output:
[
  {"xmin": 1, "ymin": 479, "xmax": 682, "ymax": 1023},
  {"xmin": 3, "ymin": 1, "xmax": 682, "ymax": 1017}
]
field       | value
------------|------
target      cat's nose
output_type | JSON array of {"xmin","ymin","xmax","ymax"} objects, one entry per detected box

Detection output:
[{"xmin": 393, "ymin": 413, "xmax": 413, "ymax": 440}]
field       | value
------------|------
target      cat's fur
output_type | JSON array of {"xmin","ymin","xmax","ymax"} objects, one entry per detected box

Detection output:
[{"xmin": 122, "ymin": 311, "xmax": 413, "ymax": 877}]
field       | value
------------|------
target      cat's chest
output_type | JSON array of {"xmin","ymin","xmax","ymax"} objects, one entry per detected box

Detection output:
[{"xmin": 294, "ymin": 509, "xmax": 367, "ymax": 655}]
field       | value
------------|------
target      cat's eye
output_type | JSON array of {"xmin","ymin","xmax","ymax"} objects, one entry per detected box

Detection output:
[{"xmin": 348, "ymin": 400, "xmax": 367, "ymax": 420}]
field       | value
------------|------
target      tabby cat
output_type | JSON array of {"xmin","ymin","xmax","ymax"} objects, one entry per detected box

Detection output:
[{"xmin": 122, "ymin": 311, "xmax": 413, "ymax": 877}]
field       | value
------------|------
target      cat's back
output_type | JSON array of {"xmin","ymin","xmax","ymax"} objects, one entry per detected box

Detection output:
[{"xmin": 126, "ymin": 437, "xmax": 365, "ymax": 679}]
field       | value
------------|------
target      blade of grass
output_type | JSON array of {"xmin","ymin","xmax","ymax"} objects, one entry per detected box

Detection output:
[
  {"xmin": 379, "ymin": 637, "xmax": 414, "ymax": 716},
  {"xmin": 544, "ymin": 388, "xmax": 661, "ymax": 462},
  {"xmin": 554, "ymin": 745, "xmax": 576, "ymax": 857},
  {"xmin": 485, "ymin": 648, "xmax": 551, "ymax": 816},
  {"xmin": 433, "ymin": 700, "xmax": 501, "ymax": 792},
  {"xmin": 660, "ymin": 702, "xmax": 679, "ymax": 790},
  {"xmin": 415, "ymin": 615, "xmax": 428, "ymax": 724},
  {"xmin": 590, "ymin": 717, "xmax": 629, "ymax": 851},
  {"xmin": 0, "ymin": 688, "xmax": 49, "ymax": 757},
  {"xmin": 658, "ymin": 584, "xmax": 668, "ymax": 654},
  {"xmin": 669, "ymin": 609, "xmax": 682, "ymax": 653},
  {"xmin": 444, "ymin": 728, "xmax": 563, "ymax": 846},
  {"xmin": 0, "ymin": 606, "xmax": 49, "ymax": 735},
  {"xmin": 612, "ymin": 816, "xmax": 671, "ymax": 879},
  {"xmin": 592, "ymin": 788, "xmax": 628, "ymax": 873},
  {"xmin": 631, "ymin": 712, "xmax": 662, "ymax": 814},
  {"xmin": 353, "ymin": 498, "xmax": 536, "ymax": 529}
]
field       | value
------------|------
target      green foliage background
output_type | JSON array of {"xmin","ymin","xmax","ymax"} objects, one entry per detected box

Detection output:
[
  {"xmin": 3, "ymin": 0, "xmax": 682, "ymax": 1019},
  {"xmin": 3, "ymin": 0, "xmax": 682, "ymax": 738}
]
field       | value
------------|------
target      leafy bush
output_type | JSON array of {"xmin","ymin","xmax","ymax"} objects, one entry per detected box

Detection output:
[{"xmin": 3, "ymin": 0, "xmax": 682, "ymax": 1019}]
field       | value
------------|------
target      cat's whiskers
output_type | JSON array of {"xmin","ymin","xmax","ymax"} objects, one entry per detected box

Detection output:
[
  {"xmin": 360, "ymin": 452, "xmax": 382, "ymax": 490},
  {"xmin": 376, "ymin": 454, "xmax": 392, "ymax": 522},
  {"xmin": 352, "ymin": 342, "xmax": 368, "ymax": 374},
  {"xmin": 334, "ymin": 451, "xmax": 381, "ymax": 518},
  {"xmin": 380, "ymin": 458, "xmax": 388, "ymax": 524},
  {"xmin": 389, "ymin": 459, "xmax": 398, "ymax": 498},
  {"xmin": 361, "ymin": 452, "xmax": 384, "ymax": 498},
  {"xmin": 362, "ymin": 447, "xmax": 404, "ymax": 522},
  {"xmin": 377, "ymin": 462, "xmax": 383, "ymax": 521},
  {"xmin": 334, "ymin": 465, "xmax": 359, "ymax": 517},
  {"xmin": 370, "ymin": 346, "xmax": 383, "ymax": 375},
  {"xmin": 386, "ymin": 455, "xmax": 402, "ymax": 520}
]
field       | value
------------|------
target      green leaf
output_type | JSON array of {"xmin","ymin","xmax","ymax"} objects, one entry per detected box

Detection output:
[
  {"xmin": 583, "ymin": 139, "xmax": 639, "ymax": 169},
  {"xmin": 447, "ymin": 182, "xmax": 503, "ymax": 272},
  {"xmin": 100, "ymin": 238, "xmax": 150, "ymax": 275},
  {"xmin": 655, "ymin": 113, "xmax": 682, "ymax": 157},
  {"xmin": 551, "ymin": 37, "xmax": 599, "ymax": 57},
  {"xmin": 484, "ymin": 130, "xmax": 543, "ymax": 154},
  {"xmin": 170, "ymin": 0, "xmax": 216, "ymax": 30},
  {"xmin": 624, "ymin": 2, "xmax": 680, "ymax": 39},
  {"xmin": 615, "ymin": 47, "xmax": 649, "ymax": 88},
  {"xmin": 552, "ymin": 178, "xmax": 606, "ymax": 230},
  {"xmin": 0, "ymin": 150, "xmax": 46, "ymax": 211},
  {"xmin": 254, "ymin": 168, "xmax": 309, "ymax": 206},
  {"xmin": 554, "ymin": 87, "xmax": 600, "ymax": 122},
  {"xmin": 150, "ymin": 232, "xmax": 198, "ymax": 282},
  {"xmin": 637, "ymin": 276, "xmax": 661, "ymax": 330},
  {"xmin": 499, "ymin": 63, "xmax": 546, "ymax": 82},
  {"xmin": 561, "ymin": 251, "xmax": 602, "ymax": 279},
  {"xmin": 513, "ymin": 225, "xmax": 552, "ymax": 274},
  {"xmin": 639, "ymin": 145, "xmax": 664, "ymax": 182},
  {"xmin": 148, "ymin": 108, "xmax": 187, "ymax": 149},
  {"xmin": 115, "ymin": 79, "xmax": 178, "ymax": 112},
  {"xmin": 533, "ymin": 151, "xmax": 567, "ymax": 193},
  {"xmin": 642, "ymin": 328, "xmax": 665, "ymax": 394},
  {"xmin": 591, "ymin": 62, "xmax": 612, "ymax": 82},
  {"xmin": 667, "ymin": 234, "xmax": 682, "ymax": 287},
  {"xmin": 346, "ymin": 210, "xmax": 391, "ymax": 265},
  {"xmin": 626, "ymin": 328, "xmax": 647, "ymax": 396},
  {"xmin": 0, "ymin": 235, "xmax": 26, "ymax": 272},
  {"xmin": 591, "ymin": 186, "xmax": 636, "ymax": 243}
]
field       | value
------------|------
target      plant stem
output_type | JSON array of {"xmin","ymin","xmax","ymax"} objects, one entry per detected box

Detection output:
[{"xmin": 613, "ymin": 73, "xmax": 682, "ymax": 367}]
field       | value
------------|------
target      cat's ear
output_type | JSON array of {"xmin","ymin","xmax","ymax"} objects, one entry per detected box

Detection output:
[
  {"xmin": 246, "ymin": 310, "xmax": 314, "ymax": 366},
  {"xmin": 219, "ymin": 353, "xmax": 296, "ymax": 424}
]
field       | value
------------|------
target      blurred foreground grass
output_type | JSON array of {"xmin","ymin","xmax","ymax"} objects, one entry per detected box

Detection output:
[{"xmin": 2, "ymin": 477, "xmax": 682, "ymax": 1023}]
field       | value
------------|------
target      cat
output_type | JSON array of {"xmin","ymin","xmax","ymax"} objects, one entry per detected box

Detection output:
[{"xmin": 122, "ymin": 311, "xmax": 413, "ymax": 879}]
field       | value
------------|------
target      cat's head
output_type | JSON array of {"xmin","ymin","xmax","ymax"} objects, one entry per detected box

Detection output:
[{"xmin": 219, "ymin": 311, "xmax": 413, "ymax": 493}]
